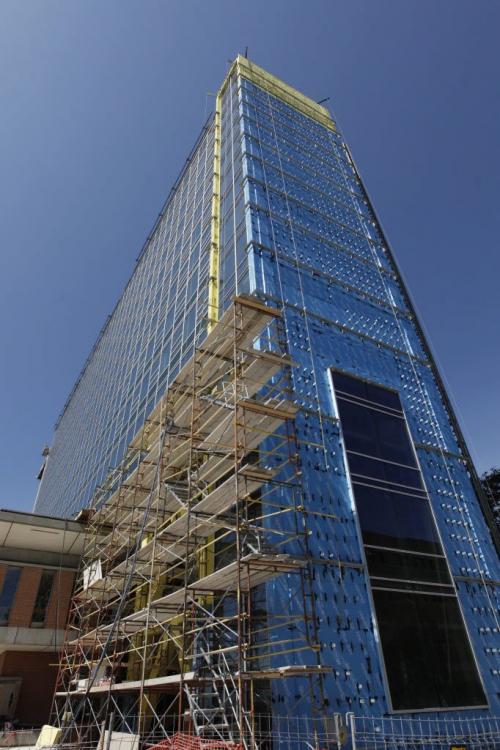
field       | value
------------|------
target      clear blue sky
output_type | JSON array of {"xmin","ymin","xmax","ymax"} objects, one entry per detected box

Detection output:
[{"xmin": 1, "ymin": 0, "xmax": 499, "ymax": 511}]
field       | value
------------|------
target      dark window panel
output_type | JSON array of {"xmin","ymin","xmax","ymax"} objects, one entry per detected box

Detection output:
[
  {"xmin": 332, "ymin": 369, "xmax": 486, "ymax": 712},
  {"xmin": 371, "ymin": 579, "xmax": 454, "ymax": 596},
  {"xmin": 365, "ymin": 381, "xmax": 401, "ymax": 411},
  {"xmin": 332, "ymin": 370, "xmax": 402, "ymax": 411},
  {"xmin": 336, "ymin": 398, "xmax": 417, "ymax": 467},
  {"xmin": 354, "ymin": 476, "xmax": 426, "ymax": 499},
  {"xmin": 31, "ymin": 570, "xmax": 56, "ymax": 626},
  {"xmin": 373, "ymin": 408, "xmax": 418, "ymax": 467},
  {"xmin": 353, "ymin": 483, "xmax": 441, "ymax": 554},
  {"xmin": 0, "ymin": 567, "xmax": 21, "ymax": 625},
  {"xmin": 348, "ymin": 452, "xmax": 424, "ymax": 490},
  {"xmin": 373, "ymin": 589, "xmax": 487, "ymax": 710},
  {"xmin": 331, "ymin": 371, "xmax": 367, "ymax": 400},
  {"xmin": 336, "ymin": 397, "xmax": 379, "ymax": 457},
  {"xmin": 365, "ymin": 547, "xmax": 452, "ymax": 585}
]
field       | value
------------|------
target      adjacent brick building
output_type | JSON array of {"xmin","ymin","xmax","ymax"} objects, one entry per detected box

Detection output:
[{"xmin": 0, "ymin": 510, "xmax": 84, "ymax": 726}]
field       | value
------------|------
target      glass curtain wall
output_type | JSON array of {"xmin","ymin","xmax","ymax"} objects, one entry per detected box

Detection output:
[
  {"xmin": 36, "ymin": 122, "xmax": 215, "ymax": 517},
  {"xmin": 218, "ymin": 72, "xmax": 249, "ymax": 311},
  {"xmin": 236, "ymin": 66, "xmax": 498, "ymax": 718}
]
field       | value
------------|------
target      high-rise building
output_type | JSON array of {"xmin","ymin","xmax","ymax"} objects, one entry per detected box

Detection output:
[{"xmin": 40, "ymin": 57, "xmax": 499, "ymax": 748}]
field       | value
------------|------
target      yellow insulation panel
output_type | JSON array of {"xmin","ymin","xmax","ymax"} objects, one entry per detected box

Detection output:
[
  {"xmin": 222, "ymin": 55, "xmax": 336, "ymax": 132},
  {"xmin": 36, "ymin": 726, "xmax": 62, "ymax": 747},
  {"xmin": 208, "ymin": 93, "xmax": 222, "ymax": 331}
]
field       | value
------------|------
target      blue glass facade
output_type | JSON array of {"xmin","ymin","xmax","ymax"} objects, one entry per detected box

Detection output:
[
  {"xmin": 37, "ymin": 58, "xmax": 499, "ymax": 736},
  {"xmin": 35, "ymin": 121, "xmax": 215, "ymax": 517},
  {"xmin": 234, "ymin": 68, "xmax": 500, "ymax": 728}
]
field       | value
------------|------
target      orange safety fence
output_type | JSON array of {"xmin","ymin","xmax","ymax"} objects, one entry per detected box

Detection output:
[{"xmin": 148, "ymin": 732, "xmax": 243, "ymax": 750}]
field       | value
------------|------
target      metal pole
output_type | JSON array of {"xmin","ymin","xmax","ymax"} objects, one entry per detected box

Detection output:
[
  {"xmin": 346, "ymin": 712, "xmax": 356, "ymax": 750},
  {"xmin": 104, "ymin": 711, "xmax": 115, "ymax": 750},
  {"xmin": 96, "ymin": 719, "xmax": 106, "ymax": 750}
]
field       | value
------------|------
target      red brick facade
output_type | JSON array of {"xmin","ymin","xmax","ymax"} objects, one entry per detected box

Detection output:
[
  {"xmin": 0, "ymin": 564, "xmax": 75, "ymax": 725},
  {"xmin": 0, "ymin": 650, "xmax": 58, "ymax": 726},
  {"xmin": 0, "ymin": 565, "xmax": 74, "ymax": 630}
]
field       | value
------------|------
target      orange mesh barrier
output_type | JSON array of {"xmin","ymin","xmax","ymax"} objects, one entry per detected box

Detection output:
[{"xmin": 148, "ymin": 733, "xmax": 243, "ymax": 750}]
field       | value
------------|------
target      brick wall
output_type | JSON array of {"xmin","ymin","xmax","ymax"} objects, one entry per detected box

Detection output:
[
  {"xmin": 0, "ymin": 564, "xmax": 74, "ymax": 628},
  {"xmin": 7, "ymin": 567, "xmax": 40, "ymax": 628},
  {"xmin": 0, "ymin": 650, "xmax": 58, "ymax": 726},
  {"xmin": 0, "ymin": 564, "xmax": 76, "ymax": 725},
  {"xmin": 45, "ymin": 569, "xmax": 74, "ymax": 630}
]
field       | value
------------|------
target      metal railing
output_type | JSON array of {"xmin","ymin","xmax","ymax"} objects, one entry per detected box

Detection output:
[
  {"xmin": 0, "ymin": 727, "xmax": 40, "ymax": 747},
  {"xmin": 347, "ymin": 712, "xmax": 500, "ymax": 750},
  {"xmin": 31, "ymin": 713, "xmax": 500, "ymax": 750}
]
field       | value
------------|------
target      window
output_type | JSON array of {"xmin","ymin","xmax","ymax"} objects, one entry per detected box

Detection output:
[
  {"xmin": 337, "ymin": 398, "xmax": 417, "ymax": 467},
  {"xmin": 0, "ymin": 567, "xmax": 21, "ymax": 625},
  {"xmin": 31, "ymin": 570, "xmax": 55, "ymax": 627},
  {"xmin": 348, "ymin": 452, "xmax": 423, "ymax": 490},
  {"xmin": 374, "ymin": 590, "xmax": 487, "ymax": 710},
  {"xmin": 352, "ymin": 484, "xmax": 441, "ymax": 554},
  {"xmin": 366, "ymin": 547, "xmax": 451, "ymax": 585},
  {"xmin": 331, "ymin": 370, "xmax": 486, "ymax": 711}
]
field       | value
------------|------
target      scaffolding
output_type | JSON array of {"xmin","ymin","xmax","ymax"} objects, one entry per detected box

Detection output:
[{"xmin": 53, "ymin": 295, "xmax": 331, "ymax": 750}]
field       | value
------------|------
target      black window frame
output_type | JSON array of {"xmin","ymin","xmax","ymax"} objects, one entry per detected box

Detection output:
[{"xmin": 330, "ymin": 368, "xmax": 488, "ymax": 712}]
